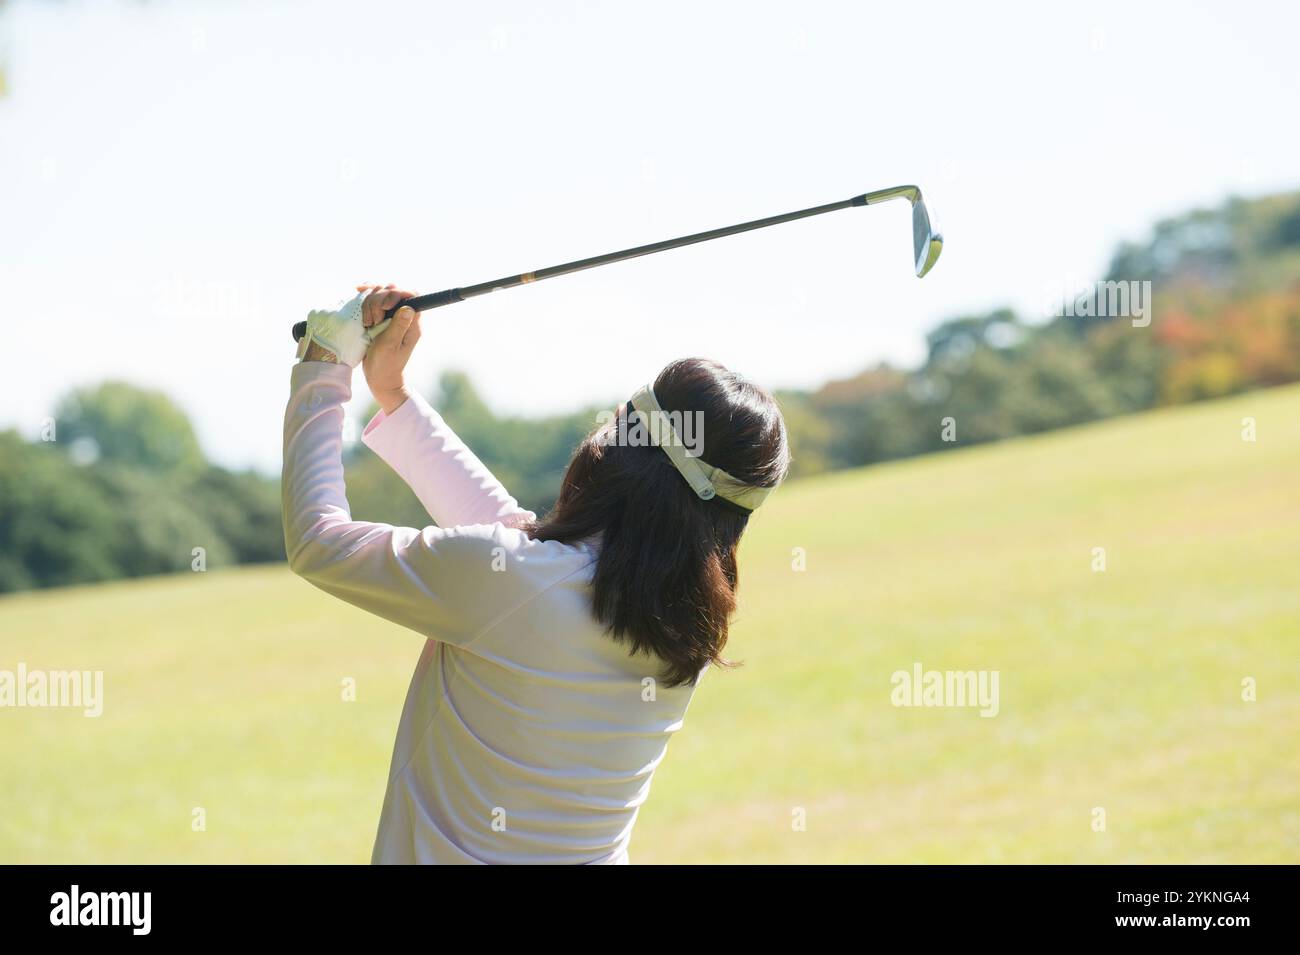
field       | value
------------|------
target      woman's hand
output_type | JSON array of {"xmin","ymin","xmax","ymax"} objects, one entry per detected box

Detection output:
[{"xmin": 358, "ymin": 283, "xmax": 422, "ymax": 415}]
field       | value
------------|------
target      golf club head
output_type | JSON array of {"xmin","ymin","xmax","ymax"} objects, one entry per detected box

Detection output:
[
  {"xmin": 861, "ymin": 185, "xmax": 944, "ymax": 278},
  {"xmin": 911, "ymin": 197, "xmax": 943, "ymax": 278}
]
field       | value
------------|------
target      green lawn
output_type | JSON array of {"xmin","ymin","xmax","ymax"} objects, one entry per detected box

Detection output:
[{"xmin": 3, "ymin": 385, "xmax": 1298, "ymax": 863}]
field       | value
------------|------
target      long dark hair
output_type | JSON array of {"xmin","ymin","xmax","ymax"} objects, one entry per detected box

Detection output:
[{"xmin": 527, "ymin": 358, "xmax": 789, "ymax": 687}]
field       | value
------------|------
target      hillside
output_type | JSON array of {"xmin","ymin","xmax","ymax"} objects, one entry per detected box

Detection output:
[{"xmin": 2, "ymin": 383, "xmax": 1298, "ymax": 863}]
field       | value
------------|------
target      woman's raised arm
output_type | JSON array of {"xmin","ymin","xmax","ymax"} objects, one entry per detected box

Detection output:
[
  {"xmin": 282, "ymin": 325, "xmax": 540, "ymax": 646},
  {"xmin": 356, "ymin": 284, "xmax": 534, "ymax": 530}
]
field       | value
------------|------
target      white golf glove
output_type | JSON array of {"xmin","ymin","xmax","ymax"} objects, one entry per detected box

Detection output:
[{"xmin": 296, "ymin": 292, "xmax": 392, "ymax": 366}]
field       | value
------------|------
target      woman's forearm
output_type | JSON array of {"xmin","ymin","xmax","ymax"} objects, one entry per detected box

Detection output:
[{"xmin": 361, "ymin": 392, "xmax": 535, "ymax": 530}]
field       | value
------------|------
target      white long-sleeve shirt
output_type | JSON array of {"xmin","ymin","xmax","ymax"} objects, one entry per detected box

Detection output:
[{"xmin": 282, "ymin": 362, "xmax": 699, "ymax": 864}]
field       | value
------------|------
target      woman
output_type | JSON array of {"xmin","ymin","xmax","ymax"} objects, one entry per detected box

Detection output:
[{"xmin": 283, "ymin": 284, "xmax": 788, "ymax": 864}]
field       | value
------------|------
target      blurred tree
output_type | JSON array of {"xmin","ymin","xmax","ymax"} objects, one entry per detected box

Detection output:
[
  {"xmin": 343, "ymin": 450, "xmax": 430, "ymax": 531},
  {"xmin": 54, "ymin": 382, "xmax": 205, "ymax": 473},
  {"xmin": 1106, "ymin": 206, "xmax": 1237, "ymax": 287},
  {"xmin": 925, "ymin": 309, "xmax": 1021, "ymax": 366},
  {"xmin": 800, "ymin": 367, "xmax": 914, "ymax": 469},
  {"xmin": 90, "ymin": 464, "xmax": 235, "ymax": 577},
  {"xmin": 1004, "ymin": 336, "xmax": 1121, "ymax": 433},
  {"xmin": 435, "ymin": 371, "xmax": 495, "ymax": 426},
  {"xmin": 772, "ymin": 391, "xmax": 834, "ymax": 478},
  {"xmin": 0, "ymin": 432, "xmax": 120, "ymax": 591},
  {"xmin": 1086, "ymin": 318, "xmax": 1167, "ymax": 412},
  {"xmin": 186, "ymin": 466, "xmax": 285, "ymax": 564},
  {"xmin": 1105, "ymin": 191, "xmax": 1300, "ymax": 292}
]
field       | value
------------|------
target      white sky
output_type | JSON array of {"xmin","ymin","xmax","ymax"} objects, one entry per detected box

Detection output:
[{"xmin": 2, "ymin": 0, "xmax": 1297, "ymax": 471}]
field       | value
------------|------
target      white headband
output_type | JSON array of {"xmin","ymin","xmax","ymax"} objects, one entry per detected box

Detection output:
[{"xmin": 627, "ymin": 384, "xmax": 777, "ymax": 513}]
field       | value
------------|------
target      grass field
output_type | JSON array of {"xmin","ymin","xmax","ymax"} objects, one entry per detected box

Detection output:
[{"xmin": 3, "ymin": 385, "xmax": 1299, "ymax": 864}]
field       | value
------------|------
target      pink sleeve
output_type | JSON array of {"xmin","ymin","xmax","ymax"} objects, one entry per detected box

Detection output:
[
  {"xmin": 360, "ymin": 390, "xmax": 536, "ymax": 530},
  {"xmin": 281, "ymin": 361, "xmax": 537, "ymax": 645}
]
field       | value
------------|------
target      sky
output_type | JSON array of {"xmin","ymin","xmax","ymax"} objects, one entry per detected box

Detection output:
[{"xmin": 2, "ymin": 0, "xmax": 1298, "ymax": 471}]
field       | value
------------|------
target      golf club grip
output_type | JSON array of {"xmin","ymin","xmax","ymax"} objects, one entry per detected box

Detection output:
[{"xmin": 290, "ymin": 288, "xmax": 465, "ymax": 342}]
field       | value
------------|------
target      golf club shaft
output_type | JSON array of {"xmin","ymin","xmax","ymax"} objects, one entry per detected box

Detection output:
[{"xmin": 292, "ymin": 189, "xmax": 904, "ymax": 342}]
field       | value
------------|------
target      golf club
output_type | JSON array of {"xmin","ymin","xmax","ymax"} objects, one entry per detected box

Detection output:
[{"xmin": 291, "ymin": 184, "xmax": 943, "ymax": 342}]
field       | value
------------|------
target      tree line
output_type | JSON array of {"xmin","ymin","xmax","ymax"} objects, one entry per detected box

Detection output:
[{"xmin": 3, "ymin": 190, "xmax": 1297, "ymax": 592}]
